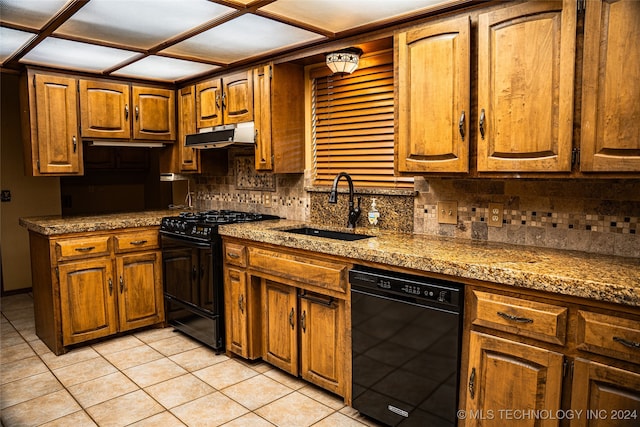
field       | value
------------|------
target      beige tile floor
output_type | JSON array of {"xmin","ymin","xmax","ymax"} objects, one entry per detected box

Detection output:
[{"xmin": 1, "ymin": 293, "xmax": 382, "ymax": 427}]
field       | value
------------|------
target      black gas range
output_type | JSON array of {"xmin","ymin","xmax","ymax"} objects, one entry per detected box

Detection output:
[{"xmin": 159, "ymin": 210, "xmax": 279, "ymax": 351}]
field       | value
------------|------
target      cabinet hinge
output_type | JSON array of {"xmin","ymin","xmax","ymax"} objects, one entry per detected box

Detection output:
[{"xmin": 572, "ymin": 148, "xmax": 580, "ymax": 166}]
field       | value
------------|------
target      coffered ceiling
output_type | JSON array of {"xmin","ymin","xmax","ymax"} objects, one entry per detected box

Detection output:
[{"xmin": 0, "ymin": 0, "xmax": 467, "ymax": 83}]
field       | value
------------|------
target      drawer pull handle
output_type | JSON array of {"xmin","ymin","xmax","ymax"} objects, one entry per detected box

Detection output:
[
  {"xmin": 238, "ymin": 295, "xmax": 244, "ymax": 313},
  {"xmin": 129, "ymin": 240, "xmax": 147, "ymax": 245},
  {"xmin": 289, "ymin": 308, "xmax": 295, "ymax": 329},
  {"xmin": 75, "ymin": 246, "xmax": 95, "ymax": 252},
  {"xmin": 497, "ymin": 311, "xmax": 533, "ymax": 323},
  {"xmin": 613, "ymin": 336, "xmax": 640, "ymax": 350},
  {"xmin": 479, "ymin": 109, "xmax": 486, "ymax": 140},
  {"xmin": 458, "ymin": 111, "xmax": 466, "ymax": 141},
  {"xmin": 227, "ymin": 253, "xmax": 240, "ymax": 259},
  {"xmin": 469, "ymin": 367, "xmax": 476, "ymax": 400},
  {"xmin": 300, "ymin": 292, "xmax": 335, "ymax": 307},
  {"xmin": 108, "ymin": 278, "xmax": 113, "ymax": 295},
  {"xmin": 119, "ymin": 276, "xmax": 124, "ymax": 293}
]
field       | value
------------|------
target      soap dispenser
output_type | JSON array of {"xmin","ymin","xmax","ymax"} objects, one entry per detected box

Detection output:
[{"xmin": 368, "ymin": 198, "xmax": 380, "ymax": 229}]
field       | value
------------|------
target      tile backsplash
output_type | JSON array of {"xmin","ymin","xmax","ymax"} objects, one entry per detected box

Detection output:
[{"xmin": 191, "ymin": 151, "xmax": 639, "ymax": 258}]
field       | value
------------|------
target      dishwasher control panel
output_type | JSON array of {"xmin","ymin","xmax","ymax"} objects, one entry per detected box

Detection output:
[{"xmin": 349, "ymin": 265, "xmax": 462, "ymax": 311}]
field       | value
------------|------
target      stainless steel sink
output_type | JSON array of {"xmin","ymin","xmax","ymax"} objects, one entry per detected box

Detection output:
[{"xmin": 283, "ymin": 227, "xmax": 373, "ymax": 241}]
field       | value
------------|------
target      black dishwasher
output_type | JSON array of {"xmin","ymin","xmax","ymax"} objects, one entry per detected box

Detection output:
[{"xmin": 350, "ymin": 265, "xmax": 464, "ymax": 426}]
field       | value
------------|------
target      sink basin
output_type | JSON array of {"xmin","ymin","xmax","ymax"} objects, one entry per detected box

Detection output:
[{"xmin": 283, "ymin": 227, "xmax": 373, "ymax": 241}]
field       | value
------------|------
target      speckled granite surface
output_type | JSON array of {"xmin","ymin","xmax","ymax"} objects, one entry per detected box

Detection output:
[
  {"xmin": 19, "ymin": 210, "xmax": 176, "ymax": 235},
  {"xmin": 219, "ymin": 219, "xmax": 640, "ymax": 308}
]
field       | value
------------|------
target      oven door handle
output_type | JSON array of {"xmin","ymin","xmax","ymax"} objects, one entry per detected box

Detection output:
[{"xmin": 160, "ymin": 233, "xmax": 212, "ymax": 249}]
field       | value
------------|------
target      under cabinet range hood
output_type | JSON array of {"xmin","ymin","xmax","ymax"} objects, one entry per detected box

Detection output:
[{"xmin": 185, "ymin": 122, "xmax": 255, "ymax": 149}]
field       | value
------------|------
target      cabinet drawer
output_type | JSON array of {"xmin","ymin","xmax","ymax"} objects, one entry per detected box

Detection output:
[
  {"xmin": 114, "ymin": 230, "xmax": 159, "ymax": 253},
  {"xmin": 577, "ymin": 310, "xmax": 640, "ymax": 364},
  {"xmin": 470, "ymin": 290, "xmax": 568, "ymax": 345},
  {"xmin": 55, "ymin": 236, "xmax": 111, "ymax": 260},
  {"xmin": 225, "ymin": 243, "xmax": 247, "ymax": 267},
  {"xmin": 249, "ymin": 247, "xmax": 347, "ymax": 295}
]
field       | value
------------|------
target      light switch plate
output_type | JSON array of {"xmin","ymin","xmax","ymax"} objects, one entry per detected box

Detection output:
[
  {"xmin": 488, "ymin": 203, "xmax": 503, "ymax": 227},
  {"xmin": 437, "ymin": 201, "xmax": 458, "ymax": 224}
]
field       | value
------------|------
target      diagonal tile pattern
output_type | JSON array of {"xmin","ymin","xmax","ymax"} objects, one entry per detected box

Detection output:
[{"xmin": 1, "ymin": 294, "xmax": 384, "ymax": 426}]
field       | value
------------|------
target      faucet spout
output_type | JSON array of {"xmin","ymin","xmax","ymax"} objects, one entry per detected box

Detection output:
[{"xmin": 328, "ymin": 172, "xmax": 361, "ymax": 229}]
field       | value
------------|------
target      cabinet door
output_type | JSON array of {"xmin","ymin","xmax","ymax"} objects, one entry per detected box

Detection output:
[
  {"xmin": 196, "ymin": 79, "xmax": 223, "ymax": 128},
  {"xmin": 253, "ymin": 66, "xmax": 273, "ymax": 171},
  {"xmin": 225, "ymin": 266, "xmax": 249, "ymax": 357},
  {"xmin": 570, "ymin": 359, "xmax": 640, "ymax": 427},
  {"xmin": 116, "ymin": 251, "xmax": 164, "ymax": 331},
  {"xmin": 58, "ymin": 258, "xmax": 117, "ymax": 345},
  {"xmin": 33, "ymin": 74, "xmax": 82, "ymax": 175},
  {"xmin": 262, "ymin": 280, "xmax": 298, "ymax": 375},
  {"xmin": 299, "ymin": 292, "xmax": 345, "ymax": 396},
  {"xmin": 477, "ymin": 0, "xmax": 576, "ymax": 172},
  {"xmin": 581, "ymin": 0, "xmax": 640, "ymax": 172},
  {"xmin": 177, "ymin": 85, "xmax": 199, "ymax": 172},
  {"xmin": 465, "ymin": 331, "xmax": 564, "ymax": 427},
  {"xmin": 162, "ymin": 246, "xmax": 197, "ymax": 304},
  {"xmin": 79, "ymin": 80, "xmax": 130, "ymax": 139},
  {"xmin": 223, "ymin": 71, "xmax": 253, "ymax": 125},
  {"xmin": 396, "ymin": 16, "xmax": 470, "ymax": 173},
  {"xmin": 132, "ymin": 86, "xmax": 175, "ymax": 141}
]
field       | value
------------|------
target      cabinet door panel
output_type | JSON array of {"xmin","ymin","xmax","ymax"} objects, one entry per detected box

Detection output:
[
  {"xmin": 465, "ymin": 331, "xmax": 564, "ymax": 427},
  {"xmin": 116, "ymin": 251, "xmax": 163, "ymax": 331},
  {"xmin": 34, "ymin": 74, "xmax": 81, "ymax": 175},
  {"xmin": 196, "ymin": 79, "xmax": 223, "ymax": 128},
  {"xmin": 79, "ymin": 80, "xmax": 130, "ymax": 139},
  {"xmin": 581, "ymin": 0, "xmax": 640, "ymax": 172},
  {"xmin": 223, "ymin": 71, "xmax": 253, "ymax": 124},
  {"xmin": 570, "ymin": 359, "xmax": 640, "ymax": 427},
  {"xmin": 253, "ymin": 66, "xmax": 273, "ymax": 171},
  {"xmin": 477, "ymin": 0, "xmax": 575, "ymax": 172},
  {"xmin": 225, "ymin": 267, "xmax": 248, "ymax": 357},
  {"xmin": 132, "ymin": 86, "xmax": 175, "ymax": 140},
  {"xmin": 59, "ymin": 258, "xmax": 117, "ymax": 345},
  {"xmin": 177, "ymin": 86, "xmax": 199, "ymax": 171},
  {"xmin": 300, "ymin": 293, "xmax": 344, "ymax": 395},
  {"xmin": 396, "ymin": 16, "xmax": 470, "ymax": 173},
  {"xmin": 262, "ymin": 280, "xmax": 298, "ymax": 375}
]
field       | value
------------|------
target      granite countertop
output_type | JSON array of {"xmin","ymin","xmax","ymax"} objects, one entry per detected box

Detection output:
[
  {"xmin": 219, "ymin": 219, "xmax": 640, "ymax": 308},
  {"xmin": 19, "ymin": 210, "xmax": 177, "ymax": 235}
]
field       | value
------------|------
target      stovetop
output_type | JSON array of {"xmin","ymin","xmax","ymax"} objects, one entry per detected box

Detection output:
[{"xmin": 160, "ymin": 210, "xmax": 279, "ymax": 241}]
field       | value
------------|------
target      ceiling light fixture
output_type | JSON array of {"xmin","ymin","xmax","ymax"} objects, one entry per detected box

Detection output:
[{"xmin": 325, "ymin": 47, "xmax": 363, "ymax": 75}]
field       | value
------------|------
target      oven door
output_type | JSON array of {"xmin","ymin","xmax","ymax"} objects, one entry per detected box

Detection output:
[{"xmin": 160, "ymin": 234, "xmax": 214, "ymax": 314}]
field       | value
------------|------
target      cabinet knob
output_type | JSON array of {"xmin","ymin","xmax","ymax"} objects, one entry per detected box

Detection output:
[
  {"xmin": 479, "ymin": 109, "xmax": 486, "ymax": 140},
  {"xmin": 458, "ymin": 111, "xmax": 465, "ymax": 141},
  {"xmin": 72, "ymin": 136, "xmax": 77, "ymax": 153},
  {"xmin": 289, "ymin": 307, "xmax": 295, "ymax": 329},
  {"xmin": 135, "ymin": 106, "xmax": 139, "ymax": 121},
  {"xmin": 301, "ymin": 310, "xmax": 306, "ymax": 332},
  {"xmin": 238, "ymin": 294, "xmax": 244, "ymax": 313},
  {"xmin": 119, "ymin": 276, "xmax": 124, "ymax": 293},
  {"xmin": 468, "ymin": 367, "xmax": 476, "ymax": 399},
  {"xmin": 108, "ymin": 278, "xmax": 113, "ymax": 295},
  {"xmin": 125, "ymin": 104, "xmax": 129, "ymax": 120}
]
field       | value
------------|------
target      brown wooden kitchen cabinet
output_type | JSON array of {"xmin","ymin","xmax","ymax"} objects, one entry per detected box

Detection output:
[
  {"xmin": 253, "ymin": 63, "xmax": 305, "ymax": 172},
  {"xmin": 395, "ymin": 16, "xmax": 471, "ymax": 173},
  {"xmin": 477, "ymin": 0, "xmax": 576, "ymax": 172},
  {"xmin": 222, "ymin": 238, "xmax": 350, "ymax": 400},
  {"xmin": 21, "ymin": 71, "xmax": 83, "ymax": 176},
  {"xmin": 160, "ymin": 85, "xmax": 200, "ymax": 174},
  {"xmin": 196, "ymin": 70, "xmax": 253, "ymax": 128},
  {"xmin": 462, "ymin": 286, "xmax": 640, "ymax": 427},
  {"xmin": 78, "ymin": 78, "xmax": 175, "ymax": 142},
  {"xmin": 580, "ymin": 0, "xmax": 640, "ymax": 172},
  {"xmin": 29, "ymin": 227, "xmax": 164, "ymax": 355}
]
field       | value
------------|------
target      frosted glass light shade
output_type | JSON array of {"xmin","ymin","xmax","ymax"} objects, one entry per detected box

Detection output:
[
  {"xmin": 326, "ymin": 48, "xmax": 362, "ymax": 74},
  {"xmin": 112, "ymin": 56, "xmax": 219, "ymax": 82},
  {"xmin": 0, "ymin": 27, "xmax": 36, "ymax": 63}
]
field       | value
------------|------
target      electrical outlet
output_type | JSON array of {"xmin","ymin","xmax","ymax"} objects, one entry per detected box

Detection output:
[
  {"xmin": 437, "ymin": 201, "xmax": 458, "ymax": 224},
  {"xmin": 488, "ymin": 203, "xmax": 503, "ymax": 227}
]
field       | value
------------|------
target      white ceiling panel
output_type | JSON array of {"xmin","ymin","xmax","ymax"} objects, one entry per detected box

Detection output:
[
  {"xmin": 20, "ymin": 37, "xmax": 141, "ymax": 73},
  {"xmin": 162, "ymin": 14, "xmax": 325, "ymax": 64},
  {"xmin": 0, "ymin": 27, "xmax": 36, "ymax": 62},
  {"xmin": 112, "ymin": 55, "xmax": 220, "ymax": 82},
  {"xmin": 0, "ymin": 0, "xmax": 69, "ymax": 29},
  {"xmin": 261, "ymin": 0, "xmax": 454, "ymax": 33},
  {"xmin": 54, "ymin": 0, "xmax": 234, "ymax": 50}
]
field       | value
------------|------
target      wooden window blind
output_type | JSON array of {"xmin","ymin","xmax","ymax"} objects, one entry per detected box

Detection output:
[{"xmin": 311, "ymin": 51, "xmax": 413, "ymax": 188}]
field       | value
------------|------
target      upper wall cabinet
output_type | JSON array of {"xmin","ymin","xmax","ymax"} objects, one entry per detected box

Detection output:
[
  {"xmin": 196, "ymin": 70, "xmax": 253, "ymax": 128},
  {"xmin": 21, "ymin": 71, "xmax": 83, "ymax": 176},
  {"xmin": 395, "ymin": 16, "xmax": 471, "ymax": 173},
  {"xmin": 253, "ymin": 63, "xmax": 305, "ymax": 173},
  {"xmin": 79, "ymin": 79, "xmax": 175, "ymax": 142},
  {"xmin": 580, "ymin": 0, "xmax": 640, "ymax": 172},
  {"xmin": 477, "ymin": 0, "xmax": 576, "ymax": 172}
]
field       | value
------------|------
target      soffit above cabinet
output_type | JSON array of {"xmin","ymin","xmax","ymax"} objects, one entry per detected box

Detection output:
[{"xmin": 1, "ymin": 0, "xmax": 469, "ymax": 83}]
